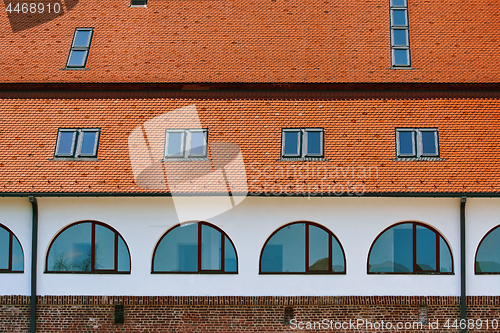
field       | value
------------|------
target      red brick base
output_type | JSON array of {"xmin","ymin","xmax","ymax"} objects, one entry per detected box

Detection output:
[{"xmin": 1, "ymin": 296, "xmax": 499, "ymax": 332}]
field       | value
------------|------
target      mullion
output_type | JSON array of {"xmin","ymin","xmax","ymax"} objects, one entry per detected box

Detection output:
[
  {"xmin": 114, "ymin": 232, "xmax": 119, "ymax": 273},
  {"xmin": 305, "ymin": 223, "xmax": 309, "ymax": 273},
  {"xmin": 328, "ymin": 234, "xmax": 332, "ymax": 272},
  {"xmin": 436, "ymin": 233, "xmax": 440, "ymax": 273},
  {"xmin": 412, "ymin": 223, "xmax": 417, "ymax": 273},
  {"xmin": 197, "ymin": 223, "xmax": 202, "ymax": 273},
  {"xmin": 8, "ymin": 233, "xmax": 12, "ymax": 271},
  {"xmin": 220, "ymin": 233, "xmax": 225, "ymax": 272},
  {"xmin": 91, "ymin": 223, "xmax": 96, "ymax": 272}
]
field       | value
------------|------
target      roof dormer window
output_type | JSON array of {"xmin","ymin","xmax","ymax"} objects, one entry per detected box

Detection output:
[
  {"xmin": 66, "ymin": 28, "xmax": 93, "ymax": 69},
  {"xmin": 55, "ymin": 129, "xmax": 100, "ymax": 158},
  {"xmin": 130, "ymin": 0, "xmax": 147, "ymax": 7}
]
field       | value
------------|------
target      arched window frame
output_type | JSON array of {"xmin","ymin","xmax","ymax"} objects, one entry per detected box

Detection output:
[
  {"xmin": 475, "ymin": 224, "xmax": 500, "ymax": 275},
  {"xmin": 151, "ymin": 221, "xmax": 238, "ymax": 274},
  {"xmin": 367, "ymin": 221, "xmax": 454, "ymax": 275},
  {"xmin": 0, "ymin": 223, "xmax": 24, "ymax": 273},
  {"xmin": 45, "ymin": 221, "xmax": 131, "ymax": 274},
  {"xmin": 259, "ymin": 221, "xmax": 346, "ymax": 275}
]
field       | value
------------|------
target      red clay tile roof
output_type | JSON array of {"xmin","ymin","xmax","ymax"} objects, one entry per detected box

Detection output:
[
  {"xmin": 1, "ymin": 0, "xmax": 500, "ymax": 84},
  {"xmin": 1, "ymin": 94, "xmax": 500, "ymax": 195}
]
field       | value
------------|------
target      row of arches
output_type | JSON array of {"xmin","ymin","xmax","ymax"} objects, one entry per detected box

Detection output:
[{"xmin": 1, "ymin": 221, "xmax": 499, "ymax": 274}]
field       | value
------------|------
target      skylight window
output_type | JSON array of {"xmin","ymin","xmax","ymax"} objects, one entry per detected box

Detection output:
[
  {"xmin": 55, "ymin": 129, "xmax": 100, "ymax": 158},
  {"xmin": 130, "ymin": 0, "xmax": 147, "ymax": 6},
  {"xmin": 282, "ymin": 128, "xmax": 324, "ymax": 158},
  {"xmin": 390, "ymin": 0, "xmax": 410, "ymax": 67},
  {"xmin": 164, "ymin": 129, "xmax": 208, "ymax": 158},
  {"xmin": 66, "ymin": 28, "xmax": 93, "ymax": 68},
  {"xmin": 396, "ymin": 128, "xmax": 439, "ymax": 158}
]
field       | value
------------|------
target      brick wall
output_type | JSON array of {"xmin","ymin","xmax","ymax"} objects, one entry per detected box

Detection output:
[{"xmin": 1, "ymin": 296, "xmax": 499, "ymax": 332}]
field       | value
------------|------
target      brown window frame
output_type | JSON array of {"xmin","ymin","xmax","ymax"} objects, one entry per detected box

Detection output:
[
  {"xmin": 151, "ymin": 221, "xmax": 238, "ymax": 274},
  {"xmin": 0, "ymin": 223, "xmax": 24, "ymax": 273},
  {"xmin": 259, "ymin": 221, "xmax": 346, "ymax": 275},
  {"xmin": 367, "ymin": 221, "xmax": 454, "ymax": 275},
  {"xmin": 475, "ymin": 224, "xmax": 500, "ymax": 275},
  {"xmin": 45, "ymin": 221, "xmax": 131, "ymax": 274}
]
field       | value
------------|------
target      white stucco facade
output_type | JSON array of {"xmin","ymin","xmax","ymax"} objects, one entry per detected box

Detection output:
[{"xmin": 1, "ymin": 196, "xmax": 498, "ymax": 297}]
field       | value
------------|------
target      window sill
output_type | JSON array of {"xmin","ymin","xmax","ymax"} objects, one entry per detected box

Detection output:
[
  {"xmin": 392, "ymin": 157, "xmax": 445, "ymax": 161},
  {"xmin": 45, "ymin": 271, "xmax": 131, "ymax": 274},
  {"xmin": 60, "ymin": 67, "xmax": 91, "ymax": 71},
  {"xmin": 50, "ymin": 157, "xmax": 101, "ymax": 161},
  {"xmin": 162, "ymin": 157, "xmax": 210, "ymax": 162},
  {"xmin": 130, "ymin": 5, "xmax": 147, "ymax": 7},
  {"xmin": 389, "ymin": 66, "xmax": 417, "ymax": 70},
  {"xmin": 151, "ymin": 271, "xmax": 238, "ymax": 274},
  {"xmin": 278, "ymin": 157, "xmax": 329, "ymax": 162},
  {"xmin": 0, "ymin": 271, "xmax": 24, "ymax": 274},
  {"xmin": 259, "ymin": 272, "xmax": 345, "ymax": 275},
  {"xmin": 368, "ymin": 272, "xmax": 454, "ymax": 275}
]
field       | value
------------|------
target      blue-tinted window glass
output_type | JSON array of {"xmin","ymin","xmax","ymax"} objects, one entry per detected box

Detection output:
[
  {"xmin": 11, "ymin": 236, "xmax": 23, "ymax": 271},
  {"xmin": 154, "ymin": 223, "xmax": 198, "ymax": 272},
  {"xmin": 94, "ymin": 224, "xmax": 115, "ymax": 270},
  {"xmin": 0, "ymin": 227, "xmax": 9, "ymax": 270},
  {"xmin": 306, "ymin": 131, "xmax": 322, "ymax": 156},
  {"xmin": 398, "ymin": 131, "xmax": 414, "ymax": 155},
  {"xmin": 391, "ymin": 0, "xmax": 406, "ymax": 6},
  {"xmin": 440, "ymin": 238, "xmax": 452, "ymax": 273},
  {"xmin": 48, "ymin": 223, "xmax": 92, "ymax": 272},
  {"xmin": 332, "ymin": 237, "xmax": 345, "ymax": 272},
  {"xmin": 421, "ymin": 131, "xmax": 437, "ymax": 155},
  {"xmin": 261, "ymin": 223, "xmax": 305, "ymax": 272},
  {"xmin": 190, "ymin": 131, "xmax": 206, "ymax": 156},
  {"xmin": 283, "ymin": 131, "xmax": 300, "ymax": 156},
  {"xmin": 476, "ymin": 227, "xmax": 500, "ymax": 273},
  {"xmin": 224, "ymin": 236, "xmax": 237, "ymax": 272},
  {"xmin": 73, "ymin": 30, "xmax": 91, "ymax": 47},
  {"xmin": 416, "ymin": 225, "xmax": 437, "ymax": 271},
  {"xmin": 167, "ymin": 132, "xmax": 184, "ymax": 156},
  {"xmin": 393, "ymin": 29, "xmax": 408, "ymax": 46},
  {"xmin": 67, "ymin": 50, "xmax": 87, "ymax": 67},
  {"xmin": 80, "ymin": 131, "xmax": 97, "ymax": 156},
  {"xmin": 392, "ymin": 9, "xmax": 407, "ymax": 26},
  {"xmin": 308, "ymin": 225, "xmax": 329, "ymax": 271},
  {"xmin": 201, "ymin": 224, "xmax": 221, "ymax": 270},
  {"xmin": 57, "ymin": 131, "xmax": 76, "ymax": 156},
  {"xmin": 117, "ymin": 236, "xmax": 130, "ymax": 272},
  {"xmin": 369, "ymin": 223, "xmax": 413, "ymax": 272},
  {"xmin": 394, "ymin": 49, "xmax": 410, "ymax": 66}
]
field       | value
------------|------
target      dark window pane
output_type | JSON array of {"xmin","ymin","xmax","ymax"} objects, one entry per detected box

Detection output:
[
  {"xmin": 392, "ymin": 9, "xmax": 407, "ymax": 26},
  {"xmin": 11, "ymin": 236, "xmax": 23, "ymax": 271},
  {"xmin": 57, "ymin": 131, "xmax": 76, "ymax": 156},
  {"xmin": 154, "ymin": 223, "xmax": 198, "ymax": 272},
  {"xmin": 0, "ymin": 227, "xmax": 9, "ymax": 269},
  {"xmin": 261, "ymin": 223, "xmax": 305, "ymax": 272},
  {"xmin": 67, "ymin": 50, "xmax": 87, "ymax": 67},
  {"xmin": 398, "ymin": 131, "xmax": 414, "ymax": 155},
  {"xmin": 117, "ymin": 236, "xmax": 130, "ymax": 272},
  {"xmin": 224, "ymin": 236, "xmax": 237, "ymax": 272},
  {"xmin": 369, "ymin": 223, "xmax": 413, "ymax": 272},
  {"xmin": 393, "ymin": 29, "xmax": 408, "ymax": 46},
  {"xmin": 476, "ymin": 227, "xmax": 500, "ymax": 273},
  {"xmin": 416, "ymin": 225, "xmax": 437, "ymax": 271},
  {"xmin": 391, "ymin": 0, "xmax": 406, "ymax": 6},
  {"xmin": 332, "ymin": 237, "xmax": 345, "ymax": 272},
  {"xmin": 167, "ymin": 132, "xmax": 184, "ymax": 156},
  {"xmin": 421, "ymin": 131, "xmax": 437, "ymax": 155},
  {"xmin": 440, "ymin": 238, "xmax": 452, "ymax": 273},
  {"xmin": 394, "ymin": 49, "xmax": 410, "ymax": 66},
  {"xmin": 48, "ymin": 223, "xmax": 92, "ymax": 271},
  {"xmin": 80, "ymin": 131, "xmax": 97, "ymax": 156},
  {"xmin": 131, "ymin": 0, "xmax": 147, "ymax": 5},
  {"xmin": 94, "ymin": 224, "xmax": 115, "ymax": 270},
  {"xmin": 190, "ymin": 131, "xmax": 206, "ymax": 156},
  {"xmin": 283, "ymin": 131, "xmax": 300, "ymax": 156},
  {"xmin": 73, "ymin": 30, "xmax": 91, "ymax": 47},
  {"xmin": 308, "ymin": 225, "xmax": 329, "ymax": 271},
  {"xmin": 306, "ymin": 131, "xmax": 322, "ymax": 155},
  {"xmin": 201, "ymin": 224, "xmax": 221, "ymax": 270}
]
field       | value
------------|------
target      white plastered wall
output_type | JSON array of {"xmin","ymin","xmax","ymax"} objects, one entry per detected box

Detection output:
[{"xmin": 1, "ymin": 196, "xmax": 498, "ymax": 296}]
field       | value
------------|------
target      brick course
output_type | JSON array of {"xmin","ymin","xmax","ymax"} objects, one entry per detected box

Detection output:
[{"xmin": 1, "ymin": 296, "xmax": 499, "ymax": 332}]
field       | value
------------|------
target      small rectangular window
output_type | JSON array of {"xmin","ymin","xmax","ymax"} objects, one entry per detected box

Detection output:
[
  {"xmin": 55, "ymin": 129, "xmax": 100, "ymax": 158},
  {"xmin": 66, "ymin": 28, "xmax": 93, "ymax": 68},
  {"xmin": 164, "ymin": 129, "xmax": 208, "ymax": 159},
  {"xmin": 282, "ymin": 128, "xmax": 324, "ymax": 158},
  {"xmin": 390, "ymin": 1, "xmax": 410, "ymax": 67},
  {"xmin": 396, "ymin": 128, "xmax": 439, "ymax": 158},
  {"xmin": 130, "ymin": 0, "xmax": 147, "ymax": 6}
]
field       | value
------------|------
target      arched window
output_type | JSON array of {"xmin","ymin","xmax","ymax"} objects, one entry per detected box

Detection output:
[
  {"xmin": 259, "ymin": 221, "xmax": 346, "ymax": 274},
  {"xmin": 475, "ymin": 225, "xmax": 500, "ymax": 274},
  {"xmin": 368, "ymin": 222, "xmax": 453, "ymax": 274},
  {"xmin": 46, "ymin": 221, "xmax": 131, "ymax": 273},
  {"xmin": 0, "ymin": 223, "xmax": 23, "ymax": 273},
  {"xmin": 152, "ymin": 222, "xmax": 237, "ymax": 273}
]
